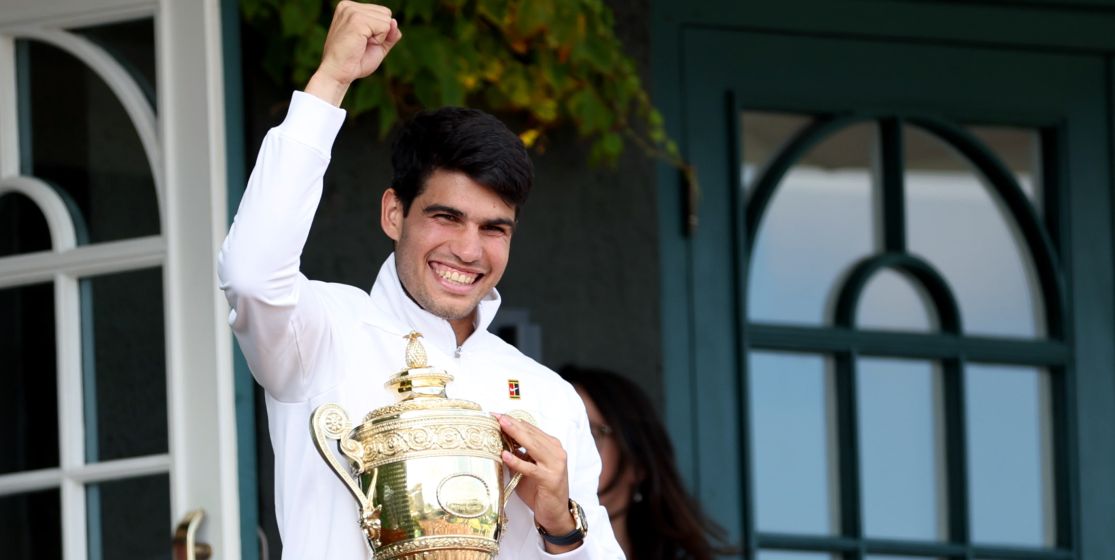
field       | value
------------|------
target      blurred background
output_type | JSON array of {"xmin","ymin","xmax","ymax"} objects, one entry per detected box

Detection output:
[{"xmin": 3, "ymin": 0, "xmax": 1115, "ymax": 559}]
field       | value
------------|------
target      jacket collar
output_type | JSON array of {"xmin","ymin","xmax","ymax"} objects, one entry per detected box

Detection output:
[{"xmin": 365, "ymin": 253, "xmax": 501, "ymax": 357}]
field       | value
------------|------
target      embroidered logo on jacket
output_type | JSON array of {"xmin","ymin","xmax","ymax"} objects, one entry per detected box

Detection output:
[{"xmin": 508, "ymin": 379, "xmax": 521, "ymax": 399}]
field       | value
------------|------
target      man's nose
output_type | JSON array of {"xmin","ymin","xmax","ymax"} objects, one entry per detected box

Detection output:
[{"xmin": 450, "ymin": 226, "xmax": 483, "ymax": 262}]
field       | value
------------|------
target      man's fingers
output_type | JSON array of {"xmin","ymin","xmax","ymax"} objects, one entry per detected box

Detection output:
[
  {"xmin": 383, "ymin": 19, "xmax": 402, "ymax": 50},
  {"xmin": 496, "ymin": 413, "xmax": 542, "ymax": 448},
  {"xmin": 335, "ymin": 2, "xmax": 393, "ymax": 42},
  {"xmin": 367, "ymin": 19, "xmax": 401, "ymax": 50},
  {"xmin": 502, "ymin": 449, "xmax": 538, "ymax": 475},
  {"xmin": 496, "ymin": 413, "xmax": 566, "ymax": 465},
  {"xmin": 337, "ymin": 0, "xmax": 391, "ymax": 20},
  {"xmin": 358, "ymin": 13, "xmax": 394, "ymax": 43}
]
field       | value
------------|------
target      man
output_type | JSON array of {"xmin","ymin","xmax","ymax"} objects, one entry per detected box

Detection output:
[{"xmin": 218, "ymin": 2, "xmax": 623, "ymax": 559}]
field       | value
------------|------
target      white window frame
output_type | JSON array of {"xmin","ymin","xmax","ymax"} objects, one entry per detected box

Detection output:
[{"xmin": 0, "ymin": 0, "xmax": 240, "ymax": 557}]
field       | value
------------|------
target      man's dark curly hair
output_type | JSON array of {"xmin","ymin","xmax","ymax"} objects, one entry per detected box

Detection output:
[{"xmin": 390, "ymin": 107, "xmax": 532, "ymax": 216}]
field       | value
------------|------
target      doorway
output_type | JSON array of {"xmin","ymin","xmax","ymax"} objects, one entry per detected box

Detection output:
[{"xmin": 664, "ymin": 26, "xmax": 1115, "ymax": 560}]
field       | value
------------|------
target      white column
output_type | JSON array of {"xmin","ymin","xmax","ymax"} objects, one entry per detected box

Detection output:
[
  {"xmin": 157, "ymin": 0, "xmax": 241, "ymax": 557},
  {"xmin": 0, "ymin": 36, "xmax": 18, "ymax": 178}
]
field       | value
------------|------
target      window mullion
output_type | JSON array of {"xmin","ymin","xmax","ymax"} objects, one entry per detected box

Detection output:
[
  {"xmin": 943, "ymin": 357, "xmax": 971, "ymax": 555},
  {"xmin": 1050, "ymin": 365, "xmax": 1075, "ymax": 551},
  {"xmin": 836, "ymin": 351, "xmax": 864, "ymax": 558},
  {"xmin": 877, "ymin": 117, "xmax": 906, "ymax": 254},
  {"xmin": 56, "ymin": 273, "xmax": 88, "ymax": 560}
]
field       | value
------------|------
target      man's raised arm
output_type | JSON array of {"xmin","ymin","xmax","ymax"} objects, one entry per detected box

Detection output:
[
  {"xmin": 306, "ymin": 1, "xmax": 401, "ymax": 106},
  {"xmin": 217, "ymin": 2, "xmax": 401, "ymax": 401}
]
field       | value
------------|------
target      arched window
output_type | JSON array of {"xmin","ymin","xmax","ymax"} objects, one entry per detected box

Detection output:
[
  {"xmin": 744, "ymin": 115, "xmax": 1065, "ymax": 552},
  {"xmin": 0, "ymin": 21, "xmax": 170, "ymax": 560}
]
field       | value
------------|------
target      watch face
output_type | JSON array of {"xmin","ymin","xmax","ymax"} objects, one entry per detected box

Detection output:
[{"xmin": 572, "ymin": 500, "xmax": 588, "ymax": 532}]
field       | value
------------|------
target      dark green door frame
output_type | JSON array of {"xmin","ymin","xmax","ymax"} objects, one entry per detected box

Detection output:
[
  {"xmin": 219, "ymin": 1, "xmax": 257, "ymax": 559},
  {"xmin": 652, "ymin": 2, "xmax": 1115, "ymax": 558}
]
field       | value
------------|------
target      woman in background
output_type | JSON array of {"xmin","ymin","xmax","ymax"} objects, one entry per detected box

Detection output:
[{"xmin": 560, "ymin": 366, "xmax": 734, "ymax": 560}]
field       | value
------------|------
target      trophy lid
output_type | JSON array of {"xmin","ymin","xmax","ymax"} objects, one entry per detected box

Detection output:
[
  {"xmin": 385, "ymin": 331, "xmax": 454, "ymax": 400},
  {"xmin": 363, "ymin": 331, "xmax": 483, "ymax": 423}
]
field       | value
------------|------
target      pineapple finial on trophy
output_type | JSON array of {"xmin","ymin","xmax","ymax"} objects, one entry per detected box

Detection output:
[
  {"xmin": 404, "ymin": 331, "xmax": 428, "ymax": 369},
  {"xmin": 388, "ymin": 331, "xmax": 453, "ymax": 399}
]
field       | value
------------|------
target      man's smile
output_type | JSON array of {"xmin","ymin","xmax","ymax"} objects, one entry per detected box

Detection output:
[{"xmin": 430, "ymin": 261, "xmax": 483, "ymax": 290}]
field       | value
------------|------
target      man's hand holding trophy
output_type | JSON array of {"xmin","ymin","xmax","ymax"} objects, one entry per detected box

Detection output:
[{"xmin": 311, "ymin": 332, "xmax": 550, "ymax": 559}]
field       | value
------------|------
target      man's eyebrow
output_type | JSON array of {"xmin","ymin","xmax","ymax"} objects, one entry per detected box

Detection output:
[
  {"xmin": 424, "ymin": 203, "xmax": 516, "ymax": 229},
  {"xmin": 482, "ymin": 216, "xmax": 516, "ymax": 230},
  {"xmin": 422, "ymin": 204, "xmax": 463, "ymax": 217}
]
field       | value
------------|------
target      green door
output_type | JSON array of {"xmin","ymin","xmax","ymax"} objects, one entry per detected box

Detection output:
[{"xmin": 668, "ymin": 29, "xmax": 1115, "ymax": 560}]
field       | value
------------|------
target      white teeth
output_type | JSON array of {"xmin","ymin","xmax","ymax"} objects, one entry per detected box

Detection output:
[{"xmin": 437, "ymin": 268, "xmax": 476, "ymax": 285}]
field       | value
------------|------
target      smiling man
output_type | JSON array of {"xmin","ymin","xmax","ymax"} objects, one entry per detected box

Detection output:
[{"xmin": 217, "ymin": 2, "xmax": 623, "ymax": 560}]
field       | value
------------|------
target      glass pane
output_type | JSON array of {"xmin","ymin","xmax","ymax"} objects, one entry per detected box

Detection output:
[
  {"xmin": 73, "ymin": 18, "xmax": 157, "ymax": 110},
  {"xmin": 0, "ymin": 192, "xmax": 52, "ymax": 256},
  {"xmin": 966, "ymin": 365, "xmax": 1054, "ymax": 547},
  {"xmin": 0, "ymin": 488, "xmax": 62, "ymax": 560},
  {"xmin": 857, "ymin": 268, "xmax": 936, "ymax": 331},
  {"xmin": 905, "ymin": 125, "xmax": 1044, "ymax": 338},
  {"xmin": 748, "ymin": 121, "xmax": 875, "ymax": 326},
  {"xmin": 88, "ymin": 473, "xmax": 171, "ymax": 560},
  {"xmin": 750, "ymin": 352, "xmax": 838, "ymax": 534},
  {"xmin": 969, "ymin": 126, "xmax": 1041, "ymax": 215},
  {"xmin": 0, "ymin": 282, "xmax": 59, "ymax": 474},
  {"xmin": 83, "ymin": 268, "xmax": 167, "ymax": 461},
  {"xmin": 758, "ymin": 552, "xmax": 835, "ymax": 560},
  {"xmin": 741, "ymin": 112, "xmax": 813, "ymax": 197},
  {"xmin": 868, "ymin": 557, "xmax": 943, "ymax": 560},
  {"xmin": 19, "ymin": 39, "xmax": 159, "ymax": 244},
  {"xmin": 858, "ymin": 358, "xmax": 946, "ymax": 540}
]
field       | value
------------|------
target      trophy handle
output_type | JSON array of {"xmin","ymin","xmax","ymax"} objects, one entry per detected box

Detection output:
[
  {"xmin": 502, "ymin": 472, "xmax": 524, "ymax": 510},
  {"xmin": 500, "ymin": 409, "xmax": 537, "ymax": 510},
  {"xmin": 310, "ymin": 404, "xmax": 368, "ymax": 510}
]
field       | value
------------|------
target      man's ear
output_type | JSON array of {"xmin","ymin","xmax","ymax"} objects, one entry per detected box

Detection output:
[{"xmin": 381, "ymin": 188, "xmax": 402, "ymax": 241}]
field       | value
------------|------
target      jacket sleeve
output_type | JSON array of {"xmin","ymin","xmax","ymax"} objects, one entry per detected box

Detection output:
[
  {"xmin": 539, "ymin": 389, "xmax": 627, "ymax": 560},
  {"xmin": 217, "ymin": 91, "xmax": 348, "ymax": 402}
]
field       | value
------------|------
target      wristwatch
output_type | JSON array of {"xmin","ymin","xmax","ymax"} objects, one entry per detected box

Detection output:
[{"xmin": 536, "ymin": 499, "xmax": 589, "ymax": 546}]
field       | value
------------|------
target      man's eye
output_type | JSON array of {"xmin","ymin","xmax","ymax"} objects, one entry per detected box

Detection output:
[
  {"xmin": 483, "ymin": 226, "xmax": 509, "ymax": 236},
  {"xmin": 434, "ymin": 214, "xmax": 458, "ymax": 222}
]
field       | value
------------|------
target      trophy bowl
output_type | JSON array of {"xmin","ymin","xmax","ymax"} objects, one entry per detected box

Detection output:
[{"xmin": 311, "ymin": 333, "xmax": 526, "ymax": 560}]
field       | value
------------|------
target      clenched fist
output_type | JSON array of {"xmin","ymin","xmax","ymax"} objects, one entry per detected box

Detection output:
[{"xmin": 305, "ymin": 1, "xmax": 402, "ymax": 106}]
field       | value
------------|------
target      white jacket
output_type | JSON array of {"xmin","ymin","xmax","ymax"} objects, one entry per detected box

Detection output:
[{"xmin": 218, "ymin": 91, "xmax": 623, "ymax": 560}]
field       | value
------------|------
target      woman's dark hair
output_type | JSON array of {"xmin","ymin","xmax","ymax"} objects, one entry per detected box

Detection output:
[
  {"xmin": 559, "ymin": 366, "xmax": 735, "ymax": 560},
  {"xmin": 390, "ymin": 106, "xmax": 533, "ymax": 216}
]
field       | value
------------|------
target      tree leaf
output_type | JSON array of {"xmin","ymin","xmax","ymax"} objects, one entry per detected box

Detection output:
[
  {"xmin": 568, "ymin": 88, "xmax": 611, "ymax": 135},
  {"xmin": 413, "ymin": 71, "xmax": 442, "ymax": 108},
  {"xmin": 242, "ymin": 0, "xmax": 690, "ymax": 175},
  {"xmin": 291, "ymin": 26, "xmax": 326, "ymax": 84},
  {"xmin": 513, "ymin": 0, "xmax": 554, "ymax": 36},
  {"xmin": 347, "ymin": 78, "xmax": 382, "ymax": 116},
  {"xmin": 279, "ymin": 0, "xmax": 321, "ymax": 37},
  {"xmin": 403, "ymin": 0, "xmax": 437, "ymax": 23},
  {"xmin": 477, "ymin": 0, "xmax": 510, "ymax": 22}
]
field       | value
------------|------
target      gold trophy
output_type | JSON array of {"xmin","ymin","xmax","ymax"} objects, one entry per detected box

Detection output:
[{"xmin": 310, "ymin": 332, "xmax": 527, "ymax": 560}]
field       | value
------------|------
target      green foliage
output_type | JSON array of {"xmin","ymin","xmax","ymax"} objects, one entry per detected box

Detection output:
[{"xmin": 240, "ymin": 0, "xmax": 691, "ymax": 175}]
